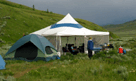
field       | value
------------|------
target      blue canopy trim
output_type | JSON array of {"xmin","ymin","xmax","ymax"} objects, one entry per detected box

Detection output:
[{"xmin": 50, "ymin": 23, "xmax": 83, "ymax": 29}]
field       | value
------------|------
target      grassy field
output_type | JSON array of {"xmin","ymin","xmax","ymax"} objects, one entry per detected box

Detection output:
[{"xmin": 0, "ymin": 37, "xmax": 136, "ymax": 81}]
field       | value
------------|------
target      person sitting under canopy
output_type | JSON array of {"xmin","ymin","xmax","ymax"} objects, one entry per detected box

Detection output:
[{"xmin": 70, "ymin": 44, "xmax": 79, "ymax": 55}]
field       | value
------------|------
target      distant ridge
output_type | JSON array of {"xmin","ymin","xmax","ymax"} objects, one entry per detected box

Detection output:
[{"xmin": 103, "ymin": 19, "xmax": 136, "ymax": 37}]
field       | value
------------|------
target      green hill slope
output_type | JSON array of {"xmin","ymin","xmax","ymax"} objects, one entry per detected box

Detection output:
[
  {"xmin": 103, "ymin": 19, "xmax": 136, "ymax": 37},
  {"xmin": 0, "ymin": 0, "xmax": 117, "ymax": 46}
]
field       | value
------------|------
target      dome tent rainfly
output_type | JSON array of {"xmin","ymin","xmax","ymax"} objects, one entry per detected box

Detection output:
[
  {"xmin": 0, "ymin": 55, "xmax": 6, "ymax": 70},
  {"xmin": 5, "ymin": 34, "xmax": 58, "ymax": 62},
  {"xmin": 32, "ymin": 13, "xmax": 109, "ymax": 54}
]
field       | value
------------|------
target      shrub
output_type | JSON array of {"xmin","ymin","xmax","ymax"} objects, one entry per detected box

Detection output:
[
  {"xmin": 0, "ymin": 21, "xmax": 7, "ymax": 29},
  {"xmin": 6, "ymin": 76, "xmax": 16, "ymax": 81},
  {"xmin": 61, "ymin": 72, "xmax": 73, "ymax": 80},
  {"xmin": 0, "ymin": 76, "xmax": 5, "ymax": 81},
  {"xmin": 109, "ymin": 31, "xmax": 119, "ymax": 38},
  {"xmin": 28, "ymin": 70, "xmax": 41, "ymax": 77},
  {"xmin": 106, "ymin": 50, "xmax": 118, "ymax": 55},
  {"xmin": 60, "ymin": 53, "xmax": 74, "ymax": 61},
  {"xmin": 116, "ymin": 39, "xmax": 123, "ymax": 41},
  {"xmin": 111, "ymin": 55, "xmax": 123, "ymax": 62},
  {"xmin": 91, "ymin": 65, "xmax": 103, "ymax": 75},
  {"xmin": 1, "ymin": 44, "xmax": 11, "ymax": 50},
  {"xmin": 33, "ymin": 5, "xmax": 35, "ymax": 11},
  {"xmin": 53, "ymin": 61, "xmax": 58, "ymax": 65},
  {"xmin": 47, "ymin": 9, "xmax": 49, "ymax": 13},
  {"xmin": 92, "ymin": 51, "xmax": 106, "ymax": 59},
  {"xmin": 0, "ymin": 32, "xmax": 5, "ymax": 35},
  {"xmin": 6, "ymin": 60, "xmax": 25, "ymax": 65},
  {"xmin": 113, "ymin": 66, "xmax": 128, "ymax": 80},
  {"xmin": 0, "ymin": 74, "xmax": 16, "ymax": 81},
  {"xmin": 91, "ymin": 67, "xmax": 97, "ymax": 75},
  {"xmin": 6, "ymin": 16, "xmax": 11, "ymax": 19},
  {"xmin": 0, "ymin": 72, "xmax": 3, "ymax": 76},
  {"xmin": 3, "ymin": 71, "xmax": 14, "ymax": 76},
  {"xmin": 121, "ymin": 55, "xmax": 132, "ymax": 61},
  {"xmin": 50, "ymin": 11, "xmax": 53, "ymax": 14},
  {"xmin": 63, "ymin": 60, "xmax": 71, "ymax": 64},
  {"xmin": 75, "ymin": 56, "xmax": 89, "ymax": 60},
  {"xmin": 70, "ymin": 59, "xmax": 78, "ymax": 64},
  {"xmin": 99, "ymin": 65, "xmax": 103, "ymax": 73}
]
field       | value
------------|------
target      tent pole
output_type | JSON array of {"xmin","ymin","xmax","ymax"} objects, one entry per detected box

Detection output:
[
  {"xmin": 59, "ymin": 36, "xmax": 62, "ymax": 55},
  {"xmin": 84, "ymin": 36, "xmax": 86, "ymax": 53},
  {"xmin": 55, "ymin": 36, "xmax": 57, "ymax": 50},
  {"xmin": 75, "ymin": 36, "xmax": 76, "ymax": 46},
  {"xmin": 67, "ymin": 37, "xmax": 69, "ymax": 50},
  {"xmin": 67, "ymin": 37, "xmax": 68, "ymax": 44},
  {"xmin": 108, "ymin": 35, "xmax": 109, "ymax": 44}
]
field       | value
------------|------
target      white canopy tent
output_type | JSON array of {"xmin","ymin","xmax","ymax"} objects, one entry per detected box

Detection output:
[{"xmin": 31, "ymin": 13, "xmax": 109, "ymax": 55}]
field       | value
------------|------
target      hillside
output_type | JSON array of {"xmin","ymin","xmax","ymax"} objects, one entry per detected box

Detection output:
[
  {"xmin": 103, "ymin": 19, "xmax": 136, "ymax": 37},
  {"xmin": 0, "ymin": 0, "xmax": 117, "ymax": 46}
]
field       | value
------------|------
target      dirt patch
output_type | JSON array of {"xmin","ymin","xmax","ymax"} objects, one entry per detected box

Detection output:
[
  {"xmin": 13, "ymin": 62, "xmax": 53, "ymax": 78},
  {"xmin": 6, "ymin": 63, "xmax": 21, "ymax": 68}
]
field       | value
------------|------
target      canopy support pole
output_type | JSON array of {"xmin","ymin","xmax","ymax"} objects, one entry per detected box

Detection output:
[
  {"xmin": 59, "ymin": 36, "xmax": 62, "ymax": 55},
  {"xmin": 84, "ymin": 36, "xmax": 86, "ymax": 53},
  {"xmin": 108, "ymin": 35, "xmax": 109, "ymax": 44},
  {"xmin": 67, "ymin": 37, "xmax": 69, "ymax": 44},
  {"xmin": 55, "ymin": 36, "xmax": 57, "ymax": 50},
  {"xmin": 75, "ymin": 36, "xmax": 76, "ymax": 46}
]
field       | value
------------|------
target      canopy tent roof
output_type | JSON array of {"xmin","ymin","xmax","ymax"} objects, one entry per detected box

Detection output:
[{"xmin": 32, "ymin": 13, "xmax": 109, "ymax": 36}]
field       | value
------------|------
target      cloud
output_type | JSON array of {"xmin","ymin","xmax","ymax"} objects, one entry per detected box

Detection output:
[{"xmin": 8, "ymin": 0, "xmax": 136, "ymax": 25}]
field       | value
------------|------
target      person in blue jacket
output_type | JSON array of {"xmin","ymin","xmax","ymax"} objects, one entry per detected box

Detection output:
[{"xmin": 87, "ymin": 37, "xmax": 94, "ymax": 58}]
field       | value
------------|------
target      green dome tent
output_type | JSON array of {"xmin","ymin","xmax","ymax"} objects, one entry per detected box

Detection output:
[{"xmin": 5, "ymin": 34, "xmax": 58, "ymax": 61}]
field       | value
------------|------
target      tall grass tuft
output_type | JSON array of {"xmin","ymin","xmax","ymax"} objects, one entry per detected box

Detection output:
[
  {"xmin": 0, "ymin": 74, "xmax": 16, "ymax": 81},
  {"xmin": 3, "ymin": 71, "xmax": 14, "ymax": 76},
  {"xmin": 6, "ymin": 76, "xmax": 16, "ymax": 81},
  {"xmin": 28, "ymin": 70, "xmax": 41, "ymax": 77},
  {"xmin": 113, "ymin": 66, "xmax": 128, "ymax": 80},
  {"xmin": 91, "ymin": 65, "xmax": 103, "ymax": 75}
]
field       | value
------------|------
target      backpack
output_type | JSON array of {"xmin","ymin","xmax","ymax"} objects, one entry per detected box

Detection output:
[
  {"xmin": 57, "ymin": 56, "xmax": 60, "ymax": 59},
  {"xmin": 123, "ymin": 49, "xmax": 126, "ymax": 54}
]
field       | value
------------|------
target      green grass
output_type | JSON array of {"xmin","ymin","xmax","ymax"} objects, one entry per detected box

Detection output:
[
  {"xmin": 1, "ymin": 51, "xmax": 136, "ymax": 81},
  {"xmin": 0, "ymin": 0, "xmax": 118, "ymax": 46},
  {"xmin": 102, "ymin": 19, "xmax": 136, "ymax": 37}
]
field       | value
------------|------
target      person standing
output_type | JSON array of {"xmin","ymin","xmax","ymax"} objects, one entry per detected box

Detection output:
[{"xmin": 87, "ymin": 37, "xmax": 94, "ymax": 58}]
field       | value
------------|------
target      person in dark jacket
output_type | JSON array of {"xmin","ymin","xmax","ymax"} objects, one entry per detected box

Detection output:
[{"xmin": 87, "ymin": 37, "xmax": 94, "ymax": 58}]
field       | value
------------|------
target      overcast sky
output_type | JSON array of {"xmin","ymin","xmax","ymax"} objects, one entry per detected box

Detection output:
[{"xmin": 8, "ymin": 0, "xmax": 136, "ymax": 26}]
